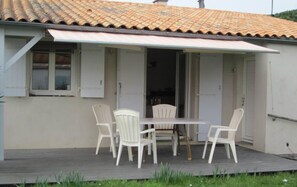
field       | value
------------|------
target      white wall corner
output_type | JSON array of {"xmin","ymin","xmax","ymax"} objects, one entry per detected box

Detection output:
[{"xmin": 253, "ymin": 53, "xmax": 269, "ymax": 152}]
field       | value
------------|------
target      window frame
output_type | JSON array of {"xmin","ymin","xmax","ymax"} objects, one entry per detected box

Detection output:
[{"xmin": 30, "ymin": 51, "xmax": 76, "ymax": 96}]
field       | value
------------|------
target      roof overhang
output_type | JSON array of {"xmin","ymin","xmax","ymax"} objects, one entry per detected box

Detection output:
[{"xmin": 48, "ymin": 29, "xmax": 279, "ymax": 54}]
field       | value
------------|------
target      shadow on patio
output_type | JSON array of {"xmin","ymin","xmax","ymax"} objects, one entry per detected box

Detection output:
[{"xmin": 0, "ymin": 145, "xmax": 297, "ymax": 185}]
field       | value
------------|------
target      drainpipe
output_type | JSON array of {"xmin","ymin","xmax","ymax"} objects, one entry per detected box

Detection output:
[
  {"xmin": 0, "ymin": 28, "xmax": 4, "ymax": 161},
  {"xmin": 153, "ymin": 0, "xmax": 168, "ymax": 5}
]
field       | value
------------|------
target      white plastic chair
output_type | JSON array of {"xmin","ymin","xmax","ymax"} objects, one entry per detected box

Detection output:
[
  {"xmin": 114, "ymin": 109, "xmax": 157, "ymax": 169},
  {"xmin": 92, "ymin": 104, "xmax": 117, "ymax": 158},
  {"xmin": 152, "ymin": 104, "xmax": 178, "ymax": 156},
  {"xmin": 202, "ymin": 108, "xmax": 244, "ymax": 164}
]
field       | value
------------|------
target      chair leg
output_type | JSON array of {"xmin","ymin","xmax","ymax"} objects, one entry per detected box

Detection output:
[
  {"xmin": 177, "ymin": 129, "xmax": 181, "ymax": 155},
  {"xmin": 115, "ymin": 132, "xmax": 119, "ymax": 144},
  {"xmin": 148, "ymin": 145, "xmax": 152, "ymax": 156},
  {"xmin": 109, "ymin": 140, "xmax": 113, "ymax": 152},
  {"xmin": 208, "ymin": 141, "xmax": 217, "ymax": 164},
  {"xmin": 96, "ymin": 134, "xmax": 103, "ymax": 155},
  {"xmin": 128, "ymin": 147, "xmax": 133, "ymax": 161},
  {"xmin": 230, "ymin": 142, "xmax": 238, "ymax": 163},
  {"xmin": 152, "ymin": 139, "xmax": 158, "ymax": 164},
  {"xmin": 147, "ymin": 132, "xmax": 152, "ymax": 155},
  {"xmin": 110, "ymin": 137, "xmax": 117, "ymax": 158},
  {"xmin": 202, "ymin": 140, "xmax": 208, "ymax": 159},
  {"xmin": 224, "ymin": 144, "xmax": 230, "ymax": 159},
  {"xmin": 116, "ymin": 143, "xmax": 123, "ymax": 166},
  {"xmin": 171, "ymin": 137, "xmax": 174, "ymax": 155},
  {"xmin": 138, "ymin": 145, "xmax": 144, "ymax": 169},
  {"xmin": 172, "ymin": 133, "xmax": 178, "ymax": 156}
]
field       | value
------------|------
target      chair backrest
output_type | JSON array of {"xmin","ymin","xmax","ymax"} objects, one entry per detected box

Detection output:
[
  {"xmin": 114, "ymin": 109, "xmax": 140, "ymax": 144},
  {"xmin": 228, "ymin": 108, "xmax": 244, "ymax": 140},
  {"xmin": 152, "ymin": 104, "xmax": 176, "ymax": 130},
  {"xmin": 92, "ymin": 104, "xmax": 113, "ymax": 135}
]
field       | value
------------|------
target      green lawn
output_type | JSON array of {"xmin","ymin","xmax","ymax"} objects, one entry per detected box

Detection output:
[{"xmin": 24, "ymin": 165, "xmax": 297, "ymax": 187}]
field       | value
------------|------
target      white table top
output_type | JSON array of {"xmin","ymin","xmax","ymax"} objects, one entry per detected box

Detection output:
[{"xmin": 139, "ymin": 118, "xmax": 209, "ymax": 125}]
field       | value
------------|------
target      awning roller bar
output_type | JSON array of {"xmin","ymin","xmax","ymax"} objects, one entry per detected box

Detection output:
[{"xmin": 48, "ymin": 29, "xmax": 279, "ymax": 54}]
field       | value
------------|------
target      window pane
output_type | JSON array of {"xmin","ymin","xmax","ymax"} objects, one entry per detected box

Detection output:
[
  {"xmin": 32, "ymin": 52, "xmax": 49, "ymax": 90},
  {"xmin": 55, "ymin": 53, "xmax": 71, "ymax": 90}
]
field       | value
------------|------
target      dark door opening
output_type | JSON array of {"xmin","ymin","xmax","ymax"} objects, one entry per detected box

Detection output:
[{"xmin": 146, "ymin": 48, "xmax": 186, "ymax": 117}]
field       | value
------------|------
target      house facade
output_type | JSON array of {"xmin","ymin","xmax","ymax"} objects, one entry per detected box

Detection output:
[{"xmin": 1, "ymin": 0, "xmax": 297, "ymax": 160}]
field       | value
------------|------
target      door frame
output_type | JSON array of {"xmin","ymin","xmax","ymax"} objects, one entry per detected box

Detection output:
[
  {"xmin": 175, "ymin": 52, "xmax": 188, "ymax": 118},
  {"xmin": 241, "ymin": 55, "xmax": 255, "ymax": 143}
]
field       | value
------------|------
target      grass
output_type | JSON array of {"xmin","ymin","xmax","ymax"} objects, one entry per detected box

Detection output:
[{"xmin": 19, "ymin": 165, "xmax": 297, "ymax": 187}]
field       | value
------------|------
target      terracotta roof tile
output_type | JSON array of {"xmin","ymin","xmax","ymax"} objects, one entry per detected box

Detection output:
[{"xmin": 1, "ymin": 0, "xmax": 297, "ymax": 39}]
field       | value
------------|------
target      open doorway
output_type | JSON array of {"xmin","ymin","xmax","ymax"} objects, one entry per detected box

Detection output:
[{"xmin": 146, "ymin": 48, "xmax": 186, "ymax": 118}]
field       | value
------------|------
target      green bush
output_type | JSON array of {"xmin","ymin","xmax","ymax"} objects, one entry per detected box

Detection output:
[{"xmin": 275, "ymin": 9, "xmax": 297, "ymax": 22}]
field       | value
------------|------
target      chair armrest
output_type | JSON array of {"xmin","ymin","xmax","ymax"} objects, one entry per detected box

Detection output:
[
  {"xmin": 209, "ymin": 125, "xmax": 230, "ymax": 130},
  {"xmin": 140, "ymin": 128, "xmax": 155, "ymax": 135},
  {"xmin": 212, "ymin": 127, "xmax": 236, "ymax": 140},
  {"xmin": 207, "ymin": 125, "xmax": 228, "ymax": 136},
  {"xmin": 207, "ymin": 125, "xmax": 236, "ymax": 137},
  {"xmin": 217, "ymin": 128, "xmax": 236, "ymax": 132},
  {"xmin": 96, "ymin": 123, "xmax": 110, "ymax": 127}
]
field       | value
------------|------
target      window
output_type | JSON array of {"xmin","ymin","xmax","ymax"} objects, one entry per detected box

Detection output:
[
  {"xmin": 32, "ymin": 52, "xmax": 49, "ymax": 90},
  {"xmin": 55, "ymin": 53, "xmax": 72, "ymax": 91},
  {"xmin": 30, "ymin": 51, "xmax": 75, "ymax": 96}
]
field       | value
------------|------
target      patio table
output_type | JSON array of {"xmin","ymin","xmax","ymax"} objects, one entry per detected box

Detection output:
[{"xmin": 139, "ymin": 118, "xmax": 209, "ymax": 160}]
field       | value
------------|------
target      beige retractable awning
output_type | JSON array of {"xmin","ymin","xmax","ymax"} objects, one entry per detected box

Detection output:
[{"xmin": 48, "ymin": 29, "xmax": 279, "ymax": 54}]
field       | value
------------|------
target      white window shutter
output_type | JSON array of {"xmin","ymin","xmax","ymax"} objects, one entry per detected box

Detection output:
[
  {"xmin": 80, "ymin": 44, "xmax": 105, "ymax": 98},
  {"xmin": 4, "ymin": 38, "xmax": 27, "ymax": 97}
]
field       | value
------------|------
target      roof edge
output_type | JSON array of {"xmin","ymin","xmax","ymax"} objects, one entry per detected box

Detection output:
[
  {"xmin": 0, "ymin": 21, "xmax": 240, "ymax": 41},
  {"xmin": 1, "ymin": 21, "xmax": 297, "ymax": 43}
]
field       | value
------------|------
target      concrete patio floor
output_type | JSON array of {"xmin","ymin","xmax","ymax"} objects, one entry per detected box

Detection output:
[{"xmin": 0, "ymin": 145, "xmax": 297, "ymax": 185}]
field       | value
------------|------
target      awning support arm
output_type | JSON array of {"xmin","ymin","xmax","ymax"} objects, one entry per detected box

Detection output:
[{"xmin": 5, "ymin": 33, "xmax": 43, "ymax": 71}]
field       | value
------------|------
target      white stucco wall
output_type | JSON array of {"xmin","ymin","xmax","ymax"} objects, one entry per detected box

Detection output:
[
  {"xmin": 253, "ymin": 52, "xmax": 269, "ymax": 152},
  {"xmin": 5, "ymin": 97, "xmax": 102, "ymax": 149},
  {"xmin": 223, "ymin": 47, "xmax": 297, "ymax": 154},
  {"xmin": 265, "ymin": 43, "xmax": 297, "ymax": 154},
  {"xmin": 222, "ymin": 55, "xmax": 237, "ymax": 132},
  {"xmin": 4, "ymin": 48, "xmax": 117, "ymax": 149}
]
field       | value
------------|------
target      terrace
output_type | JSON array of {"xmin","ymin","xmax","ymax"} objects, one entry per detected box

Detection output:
[{"xmin": 0, "ymin": 144, "xmax": 296, "ymax": 185}]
